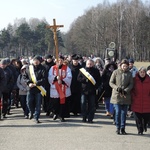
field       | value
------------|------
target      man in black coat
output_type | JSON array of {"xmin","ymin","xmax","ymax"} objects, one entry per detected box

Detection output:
[
  {"xmin": 41, "ymin": 54, "xmax": 55, "ymax": 115},
  {"xmin": 69, "ymin": 54, "xmax": 82, "ymax": 116},
  {"xmin": 23, "ymin": 55, "xmax": 46, "ymax": 123},
  {"xmin": 0, "ymin": 59, "xmax": 14, "ymax": 118},
  {"xmin": 77, "ymin": 59, "xmax": 101, "ymax": 123}
]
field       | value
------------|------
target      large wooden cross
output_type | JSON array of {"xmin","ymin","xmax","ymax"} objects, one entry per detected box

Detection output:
[{"xmin": 47, "ymin": 19, "xmax": 64, "ymax": 62}]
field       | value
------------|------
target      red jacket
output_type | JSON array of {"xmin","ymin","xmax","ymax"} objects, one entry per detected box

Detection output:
[{"xmin": 131, "ymin": 74, "xmax": 150, "ymax": 113}]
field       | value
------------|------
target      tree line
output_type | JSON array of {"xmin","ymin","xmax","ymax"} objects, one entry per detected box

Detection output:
[
  {"xmin": 0, "ymin": 18, "xmax": 65, "ymax": 58},
  {"xmin": 0, "ymin": 0, "xmax": 150, "ymax": 61}
]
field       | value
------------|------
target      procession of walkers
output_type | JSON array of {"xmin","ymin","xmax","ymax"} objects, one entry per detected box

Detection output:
[{"xmin": 0, "ymin": 54, "xmax": 150, "ymax": 135}]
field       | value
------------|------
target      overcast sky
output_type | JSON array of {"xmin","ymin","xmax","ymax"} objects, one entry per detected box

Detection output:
[{"xmin": 0, "ymin": 0, "xmax": 147, "ymax": 32}]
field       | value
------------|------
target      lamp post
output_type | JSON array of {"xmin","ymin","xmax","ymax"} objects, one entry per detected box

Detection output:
[{"xmin": 119, "ymin": 0, "xmax": 122, "ymax": 61}]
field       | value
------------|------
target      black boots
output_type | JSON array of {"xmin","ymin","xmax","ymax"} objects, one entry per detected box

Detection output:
[
  {"xmin": 138, "ymin": 127, "xmax": 143, "ymax": 135},
  {"xmin": 116, "ymin": 129, "xmax": 120, "ymax": 134},
  {"xmin": 121, "ymin": 128, "xmax": 127, "ymax": 135},
  {"xmin": 116, "ymin": 128, "xmax": 127, "ymax": 135},
  {"xmin": 82, "ymin": 117, "xmax": 86, "ymax": 123}
]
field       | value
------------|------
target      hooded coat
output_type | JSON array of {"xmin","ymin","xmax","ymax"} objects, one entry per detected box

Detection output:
[
  {"xmin": 109, "ymin": 68, "xmax": 133, "ymax": 105},
  {"xmin": 131, "ymin": 74, "xmax": 150, "ymax": 113}
]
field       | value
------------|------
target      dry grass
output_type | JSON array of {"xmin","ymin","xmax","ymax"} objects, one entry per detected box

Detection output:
[{"xmin": 134, "ymin": 62, "xmax": 150, "ymax": 69}]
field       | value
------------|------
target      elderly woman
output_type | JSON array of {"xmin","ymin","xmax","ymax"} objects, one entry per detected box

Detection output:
[
  {"xmin": 109, "ymin": 59, "xmax": 133, "ymax": 135},
  {"xmin": 131, "ymin": 67, "xmax": 150, "ymax": 135}
]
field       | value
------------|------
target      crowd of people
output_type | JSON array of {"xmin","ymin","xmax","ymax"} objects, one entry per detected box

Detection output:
[{"xmin": 0, "ymin": 54, "xmax": 150, "ymax": 135}]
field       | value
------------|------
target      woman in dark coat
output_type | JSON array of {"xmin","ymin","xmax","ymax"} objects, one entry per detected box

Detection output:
[
  {"xmin": 131, "ymin": 67, "xmax": 150, "ymax": 135},
  {"xmin": 102, "ymin": 62, "xmax": 117, "ymax": 117}
]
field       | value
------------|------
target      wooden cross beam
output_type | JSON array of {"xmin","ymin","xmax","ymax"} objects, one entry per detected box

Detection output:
[{"xmin": 47, "ymin": 19, "xmax": 64, "ymax": 62}]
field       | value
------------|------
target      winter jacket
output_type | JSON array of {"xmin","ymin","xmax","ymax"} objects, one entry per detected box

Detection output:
[
  {"xmin": 17, "ymin": 74, "xmax": 28, "ymax": 95},
  {"xmin": 69, "ymin": 63, "xmax": 82, "ymax": 94},
  {"xmin": 129, "ymin": 66, "xmax": 138, "ymax": 78},
  {"xmin": 23, "ymin": 64, "xmax": 46, "ymax": 94},
  {"xmin": 109, "ymin": 68, "xmax": 133, "ymax": 105},
  {"xmin": 131, "ymin": 74, "xmax": 150, "ymax": 113},
  {"xmin": 102, "ymin": 63, "xmax": 117, "ymax": 97},
  {"xmin": 2, "ymin": 66, "xmax": 14, "ymax": 93},
  {"xmin": 77, "ymin": 67, "xmax": 101, "ymax": 95},
  {"xmin": 41, "ymin": 60, "xmax": 55, "ymax": 89}
]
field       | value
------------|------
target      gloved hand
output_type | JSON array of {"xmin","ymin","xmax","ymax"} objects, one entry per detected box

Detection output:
[{"xmin": 117, "ymin": 87, "xmax": 123, "ymax": 93}]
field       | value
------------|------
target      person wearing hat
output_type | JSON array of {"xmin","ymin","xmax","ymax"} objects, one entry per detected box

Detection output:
[
  {"xmin": 128, "ymin": 58, "xmax": 138, "ymax": 78},
  {"xmin": 0, "ymin": 59, "xmax": 14, "ymax": 118},
  {"xmin": 131, "ymin": 66, "xmax": 150, "ymax": 135},
  {"xmin": 4, "ymin": 58, "xmax": 18, "ymax": 114},
  {"xmin": 23, "ymin": 55, "xmax": 46, "ymax": 123},
  {"xmin": 78, "ymin": 55, "xmax": 86, "ymax": 68},
  {"xmin": 41, "ymin": 54, "xmax": 55, "ymax": 116},
  {"xmin": 69, "ymin": 54, "xmax": 82, "ymax": 116},
  {"xmin": 109, "ymin": 59, "xmax": 133, "ymax": 134},
  {"xmin": 17, "ymin": 65, "xmax": 29, "ymax": 119},
  {"xmin": 102, "ymin": 62, "xmax": 117, "ymax": 117},
  {"xmin": 48, "ymin": 55, "xmax": 72, "ymax": 122}
]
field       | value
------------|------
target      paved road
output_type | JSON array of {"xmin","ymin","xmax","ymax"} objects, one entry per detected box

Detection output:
[{"xmin": 0, "ymin": 105, "xmax": 150, "ymax": 150}]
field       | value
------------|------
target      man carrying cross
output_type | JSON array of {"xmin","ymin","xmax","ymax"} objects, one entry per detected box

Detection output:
[
  {"xmin": 48, "ymin": 55, "xmax": 72, "ymax": 122},
  {"xmin": 47, "ymin": 19, "xmax": 72, "ymax": 122}
]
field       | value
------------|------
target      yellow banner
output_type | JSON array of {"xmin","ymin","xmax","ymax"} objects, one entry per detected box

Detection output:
[
  {"xmin": 79, "ymin": 68, "xmax": 96, "ymax": 85},
  {"xmin": 29, "ymin": 65, "xmax": 46, "ymax": 97}
]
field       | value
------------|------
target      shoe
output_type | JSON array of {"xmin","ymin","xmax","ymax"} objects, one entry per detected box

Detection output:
[
  {"xmin": 82, "ymin": 117, "xmax": 86, "ymax": 123},
  {"xmin": 116, "ymin": 129, "xmax": 120, "ymax": 134},
  {"xmin": 29, "ymin": 113, "xmax": 33, "ymax": 120},
  {"xmin": 121, "ymin": 128, "xmax": 127, "ymax": 135},
  {"xmin": 60, "ymin": 118, "xmax": 65, "ymax": 122},
  {"xmin": 25, "ymin": 116, "xmax": 28, "ymax": 119},
  {"xmin": 138, "ymin": 131, "xmax": 143, "ymax": 135},
  {"xmin": 34, "ymin": 119, "xmax": 41, "ymax": 124},
  {"xmin": 53, "ymin": 114, "xmax": 58, "ymax": 120},
  {"xmin": 46, "ymin": 112, "xmax": 50, "ymax": 116},
  {"xmin": 110, "ymin": 115, "xmax": 113, "ymax": 119},
  {"xmin": 49, "ymin": 112, "xmax": 54, "ymax": 118},
  {"xmin": 144, "ymin": 124, "xmax": 147, "ymax": 132},
  {"xmin": 7, "ymin": 110, "xmax": 11, "ymax": 115},
  {"xmin": 15, "ymin": 104, "xmax": 19, "ymax": 108},
  {"xmin": 73, "ymin": 113, "xmax": 78, "ymax": 116},
  {"xmin": 88, "ymin": 120, "xmax": 93, "ymax": 123},
  {"xmin": 3, "ymin": 115, "xmax": 7, "ymax": 119}
]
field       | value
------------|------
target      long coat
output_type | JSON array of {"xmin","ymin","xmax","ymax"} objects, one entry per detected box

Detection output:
[
  {"xmin": 102, "ymin": 63, "xmax": 117, "ymax": 97},
  {"xmin": 109, "ymin": 68, "xmax": 133, "ymax": 105},
  {"xmin": 131, "ymin": 74, "xmax": 150, "ymax": 113},
  {"xmin": 69, "ymin": 63, "xmax": 82, "ymax": 94}
]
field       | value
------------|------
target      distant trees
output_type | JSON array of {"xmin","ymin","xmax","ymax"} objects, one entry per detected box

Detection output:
[
  {"xmin": 0, "ymin": 18, "xmax": 64, "ymax": 58},
  {"xmin": 65, "ymin": 0, "xmax": 150, "ymax": 61},
  {"xmin": 0, "ymin": 0, "xmax": 150, "ymax": 61}
]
